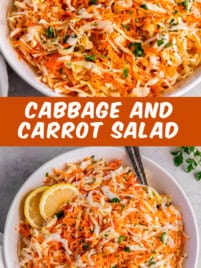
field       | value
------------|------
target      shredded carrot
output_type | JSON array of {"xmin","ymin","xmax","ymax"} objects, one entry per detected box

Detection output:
[
  {"xmin": 18, "ymin": 157, "xmax": 186, "ymax": 267},
  {"xmin": 8, "ymin": 0, "xmax": 201, "ymax": 96}
]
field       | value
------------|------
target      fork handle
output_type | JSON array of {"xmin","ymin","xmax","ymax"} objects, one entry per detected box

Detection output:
[{"xmin": 125, "ymin": 147, "xmax": 148, "ymax": 185}]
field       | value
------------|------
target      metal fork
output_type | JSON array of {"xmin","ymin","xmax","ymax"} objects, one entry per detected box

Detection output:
[{"xmin": 125, "ymin": 147, "xmax": 148, "ymax": 185}]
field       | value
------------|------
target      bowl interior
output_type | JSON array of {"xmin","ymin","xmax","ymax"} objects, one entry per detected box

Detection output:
[
  {"xmin": 1, "ymin": 1, "xmax": 201, "ymax": 96},
  {"xmin": 3, "ymin": 147, "xmax": 199, "ymax": 268},
  {"xmin": 0, "ymin": 0, "xmax": 60, "ymax": 97}
]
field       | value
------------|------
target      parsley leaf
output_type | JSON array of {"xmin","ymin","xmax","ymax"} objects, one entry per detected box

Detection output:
[
  {"xmin": 173, "ymin": 152, "xmax": 183, "ymax": 166},
  {"xmin": 186, "ymin": 158, "xmax": 198, "ymax": 172},
  {"xmin": 89, "ymin": 0, "xmax": 98, "ymax": 5},
  {"xmin": 171, "ymin": 147, "xmax": 201, "ymax": 181},
  {"xmin": 128, "ymin": 42, "xmax": 145, "ymax": 57},
  {"xmin": 140, "ymin": 4, "xmax": 148, "ymax": 9},
  {"xmin": 63, "ymin": 35, "xmax": 69, "ymax": 44},
  {"xmin": 169, "ymin": 19, "xmax": 178, "ymax": 27},
  {"xmin": 157, "ymin": 39, "xmax": 164, "ymax": 46},
  {"xmin": 195, "ymin": 171, "xmax": 201, "ymax": 181},
  {"xmin": 160, "ymin": 232, "xmax": 167, "ymax": 244},
  {"xmin": 85, "ymin": 54, "xmax": 96, "ymax": 62},
  {"xmin": 83, "ymin": 243, "xmax": 90, "ymax": 252},
  {"xmin": 178, "ymin": 0, "xmax": 189, "ymax": 10},
  {"xmin": 122, "ymin": 24, "xmax": 131, "ymax": 31},
  {"xmin": 165, "ymin": 42, "xmax": 172, "ymax": 48},
  {"xmin": 124, "ymin": 246, "xmax": 131, "ymax": 252},
  {"xmin": 118, "ymin": 235, "xmax": 125, "ymax": 243},
  {"xmin": 123, "ymin": 67, "xmax": 129, "ymax": 78},
  {"xmin": 149, "ymin": 256, "xmax": 156, "ymax": 265},
  {"xmin": 46, "ymin": 26, "xmax": 55, "ymax": 38},
  {"xmin": 110, "ymin": 197, "xmax": 121, "ymax": 203},
  {"xmin": 55, "ymin": 210, "xmax": 64, "ymax": 219},
  {"xmin": 182, "ymin": 146, "xmax": 195, "ymax": 154}
]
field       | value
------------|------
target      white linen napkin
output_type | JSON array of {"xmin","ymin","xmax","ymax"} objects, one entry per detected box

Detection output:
[{"xmin": 0, "ymin": 54, "xmax": 8, "ymax": 96}]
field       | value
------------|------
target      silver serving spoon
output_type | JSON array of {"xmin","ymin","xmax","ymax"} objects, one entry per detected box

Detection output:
[{"xmin": 125, "ymin": 147, "xmax": 148, "ymax": 185}]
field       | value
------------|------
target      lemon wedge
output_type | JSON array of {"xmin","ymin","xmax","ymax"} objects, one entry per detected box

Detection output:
[
  {"xmin": 24, "ymin": 186, "xmax": 49, "ymax": 228},
  {"xmin": 39, "ymin": 183, "xmax": 78, "ymax": 221}
]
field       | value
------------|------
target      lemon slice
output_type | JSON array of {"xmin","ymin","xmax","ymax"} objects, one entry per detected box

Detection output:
[
  {"xmin": 39, "ymin": 183, "xmax": 78, "ymax": 221},
  {"xmin": 24, "ymin": 186, "xmax": 49, "ymax": 228}
]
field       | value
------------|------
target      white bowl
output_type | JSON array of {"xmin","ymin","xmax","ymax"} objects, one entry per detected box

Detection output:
[
  {"xmin": 2, "ymin": 147, "xmax": 200, "ymax": 267},
  {"xmin": 1, "ymin": 0, "xmax": 201, "ymax": 96}
]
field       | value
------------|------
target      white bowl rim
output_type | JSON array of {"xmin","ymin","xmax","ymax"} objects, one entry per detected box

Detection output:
[
  {"xmin": 3, "ymin": 146, "xmax": 200, "ymax": 268},
  {"xmin": 2, "ymin": 41, "xmax": 201, "ymax": 97}
]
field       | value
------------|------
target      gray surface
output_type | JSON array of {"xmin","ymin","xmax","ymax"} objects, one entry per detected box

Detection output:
[
  {"xmin": 6, "ymin": 63, "xmax": 201, "ymax": 96},
  {"xmin": 0, "ymin": 146, "xmax": 200, "ymax": 266},
  {"xmin": 8, "ymin": 66, "xmax": 43, "ymax": 97}
]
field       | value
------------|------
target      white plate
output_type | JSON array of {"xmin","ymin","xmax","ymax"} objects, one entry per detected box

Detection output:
[
  {"xmin": 1, "ymin": 0, "xmax": 201, "ymax": 96},
  {"xmin": 3, "ymin": 147, "xmax": 200, "ymax": 267}
]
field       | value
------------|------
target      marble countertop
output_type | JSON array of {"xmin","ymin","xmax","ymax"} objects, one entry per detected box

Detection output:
[
  {"xmin": 0, "ymin": 146, "xmax": 200, "ymax": 265},
  {"xmin": 6, "ymin": 65, "xmax": 201, "ymax": 96}
]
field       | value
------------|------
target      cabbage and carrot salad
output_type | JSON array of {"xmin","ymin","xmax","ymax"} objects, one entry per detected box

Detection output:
[
  {"xmin": 18, "ymin": 157, "xmax": 186, "ymax": 267},
  {"xmin": 8, "ymin": 0, "xmax": 201, "ymax": 96}
]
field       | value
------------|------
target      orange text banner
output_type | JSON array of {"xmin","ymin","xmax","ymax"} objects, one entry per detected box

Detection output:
[{"xmin": 0, "ymin": 97, "xmax": 200, "ymax": 146}]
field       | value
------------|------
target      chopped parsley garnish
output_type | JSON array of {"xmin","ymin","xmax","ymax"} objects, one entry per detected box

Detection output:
[
  {"xmin": 46, "ymin": 26, "xmax": 55, "ymax": 38},
  {"xmin": 186, "ymin": 158, "xmax": 198, "ymax": 172},
  {"xmin": 149, "ymin": 256, "xmax": 156, "ymax": 265},
  {"xmin": 171, "ymin": 147, "xmax": 201, "ymax": 180},
  {"xmin": 118, "ymin": 235, "xmax": 125, "ymax": 243},
  {"xmin": 128, "ymin": 42, "xmax": 145, "ymax": 57},
  {"xmin": 55, "ymin": 210, "xmax": 65, "ymax": 219},
  {"xmin": 157, "ymin": 39, "xmax": 164, "ymax": 46},
  {"xmin": 140, "ymin": 4, "xmax": 148, "ymax": 9},
  {"xmin": 85, "ymin": 54, "xmax": 96, "ymax": 62},
  {"xmin": 45, "ymin": 172, "xmax": 49, "ymax": 177},
  {"xmin": 123, "ymin": 67, "xmax": 129, "ymax": 78},
  {"xmin": 178, "ymin": 0, "xmax": 189, "ymax": 10},
  {"xmin": 195, "ymin": 171, "xmax": 201, "ymax": 181},
  {"xmin": 169, "ymin": 18, "xmax": 178, "ymax": 27},
  {"xmin": 110, "ymin": 197, "xmax": 121, "ymax": 203},
  {"xmin": 63, "ymin": 35, "xmax": 69, "ymax": 44},
  {"xmin": 104, "ymin": 233, "xmax": 109, "ymax": 238},
  {"xmin": 160, "ymin": 232, "xmax": 167, "ymax": 244},
  {"xmin": 184, "ymin": 0, "xmax": 189, "ymax": 10},
  {"xmin": 89, "ymin": 0, "xmax": 98, "ymax": 5},
  {"xmin": 111, "ymin": 265, "xmax": 118, "ymax": 268},
  {"xmin": 124, "ymin": 246, "xmax": 131, "ymax": 252},
  {"xmin": 165, "ymin": 42, "xmax": 172, "ymax": 48},
  {"xmin": 172, "ymin": 149, "xmax": 184, "ymax": 166},
  {"xmin": 122, "ymin": 24, "xmax": 131, "ymax": 31},
  {"xmin": 83, "ymin": 243, "xmax": 90, "ymax": 252}
]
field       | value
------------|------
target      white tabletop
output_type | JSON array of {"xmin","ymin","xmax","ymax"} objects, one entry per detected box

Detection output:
[{"xmin": 0, "ymin": 146, "xmax": 200, "ymax": 266}]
